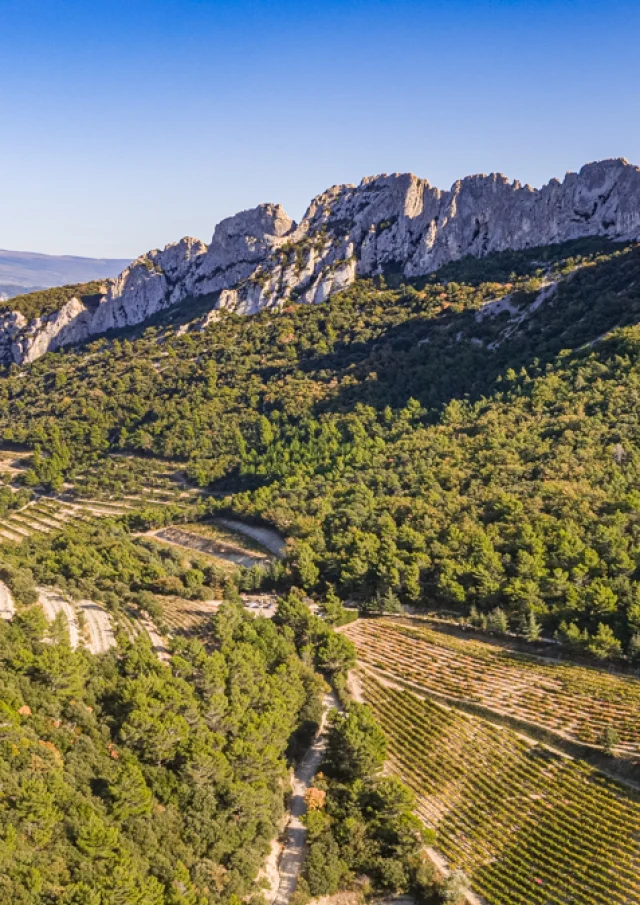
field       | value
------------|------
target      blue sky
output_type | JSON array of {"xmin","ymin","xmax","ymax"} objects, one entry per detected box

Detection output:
[{"xmin": 0, "ymin": 0, "xmax": 638, "ymax": 257}]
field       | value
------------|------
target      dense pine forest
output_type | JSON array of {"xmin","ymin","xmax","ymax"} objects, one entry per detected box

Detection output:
[{"xmin": 0, "ymin": 596, "xmax": 318, "ymax": 904}]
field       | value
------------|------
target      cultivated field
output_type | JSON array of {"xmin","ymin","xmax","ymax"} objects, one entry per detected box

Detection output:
[
  {"xmin": 157, "ymin": 593, "xmax": 277, "ymax": 636},
  {"xmin": 344, "ymin": 619, "xmax": 640, "ymax": 758},
  {"xmin": 360, "ymin": 672, "xmax": 640, "ymax": 905},
  {"xmin": 149, "ymin": 525, "xmax": 271, "ymax": 569},
  {"xmin": 0, "ymin": 450, "xmax": 207, "ymax": 546}
]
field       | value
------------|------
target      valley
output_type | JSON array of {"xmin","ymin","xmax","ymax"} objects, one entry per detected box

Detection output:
[{"xmin": 4, "ymin": 0, "xmax": 640, "ymax": 894}]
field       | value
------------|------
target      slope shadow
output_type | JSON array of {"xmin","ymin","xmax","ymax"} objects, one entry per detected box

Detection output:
[{"xmin": 286, "ymin": 245, "xmax": 640, "ymax": 418}]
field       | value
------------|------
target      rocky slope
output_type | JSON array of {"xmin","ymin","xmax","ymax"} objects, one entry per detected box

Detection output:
[{"xmin": 2, "ymin": 158, "xmax": 640, "ymax": 365}]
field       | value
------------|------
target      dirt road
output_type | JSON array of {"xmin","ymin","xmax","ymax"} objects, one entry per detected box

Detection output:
[
  {"xmin": 78, "ymin": 600, "xmax": 116, "ymax": 654},
  {"xmin": 270, "ymin": 691, "xmax": 340, "ymax": 905}
]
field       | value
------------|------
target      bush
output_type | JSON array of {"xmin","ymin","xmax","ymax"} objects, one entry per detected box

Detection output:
[
  {"xmin": 306, "ymin": 833, "xmax": 346, "ymax": 896},
  {"xmin": 0, "ymin": 565, "xmax": 37, "ymax": 605},
  {"xmin": 441, "ymin": 870, "xmax": 471, "ymax": 904}
]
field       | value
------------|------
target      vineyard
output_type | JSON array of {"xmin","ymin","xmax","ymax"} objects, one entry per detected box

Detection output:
[
  {"xmin": 156, "ymin": 594, "xmax": 220, "ymax": 636},
  {"xmin": 359, "ymin": 672, "xmax": 640, "ymax": 905},
  {"xmin": 178, "ymin": 520, "xmax": 276, "ymax": 557},
  {"xmin": 0, "ymin": 497, "xmax": 130, "ymax": 544},
  {"xmin": 344, "ymin": 619, "xmax": 640, "ymax": 758}
]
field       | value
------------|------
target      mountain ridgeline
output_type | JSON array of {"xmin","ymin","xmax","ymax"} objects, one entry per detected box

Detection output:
[{"xmin": 1, "ymin": 157, "xmax": 640, "ymax": 365}]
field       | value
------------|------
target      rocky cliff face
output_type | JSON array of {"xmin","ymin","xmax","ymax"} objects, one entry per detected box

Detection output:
[{"xmin": 3, "ymin": 158, "xmax": 640, "ymax": 364}]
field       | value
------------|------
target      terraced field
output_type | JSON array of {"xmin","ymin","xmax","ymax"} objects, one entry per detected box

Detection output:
[
  {"xmin": 345, "ymin": 619, "xmax": 640, "ymax": 759},
  {"xmin": 157, "ymin": 595, "xmax": 221, "ymax": 636},
  {"xmin": 36, "ymin": 586, "xmax": 174, "ymax": 658},
  {"xmin": 181, "ymin": 520, "xmax": 278, "ymax": 557},
  {"xmin": 0, "ymin": 497, "xmax": 128, "ymax": 544},
  {"xmin": 0, "ymin": 450, "xmax": 207, "ymax": 546},
  {"xmin": 149, "ymin": 525, "xmax": 272, "ymax": 569},
  {"xmin": 69, "ymin": 453, "xmax": 200, "ymax": 500},
  {"xmin": 0, "ymin": 486, "xmax": 202, "ymax": 546},
  {"xmin": 35, "ymin": 582, "xmax": 276, "ymax": 658},
  {"xmin": 360, "ymin": 672, "xmax": 640, "ymax": 905},
  {"xmin": 158, "ymin": 593, "xmax": 277, "ymax": 636}
]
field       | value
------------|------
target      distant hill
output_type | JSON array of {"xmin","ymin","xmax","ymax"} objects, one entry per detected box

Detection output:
[{"xmin": 0, "ymin": 248, "xmax": 130, "ymax": 300}]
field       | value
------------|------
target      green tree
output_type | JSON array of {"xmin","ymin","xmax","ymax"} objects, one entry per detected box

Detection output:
[
  {"xmin": 588, "ymin": 623, "xmax": 622, "ymax": 660},
  {"xmin": 315, "ymin": 630, "xmax": 356, "ymax": 676},
  {"xmin": 325, "ymin": 704, "xmax": 387, "ymax": 782},
  {"xmin": 599, "ymin": 725, "xmax": 620, "ymax": 756}
]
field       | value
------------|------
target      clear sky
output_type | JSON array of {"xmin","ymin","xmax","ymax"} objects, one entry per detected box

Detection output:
[{"xmin": 1, "ymin": 0, "xmax": 638, "ymax": 258}]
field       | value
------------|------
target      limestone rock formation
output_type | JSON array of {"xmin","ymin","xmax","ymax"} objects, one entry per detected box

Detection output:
[{"xmin": 2, "ymin": 158, "xmax": 640, "ymax": 364}]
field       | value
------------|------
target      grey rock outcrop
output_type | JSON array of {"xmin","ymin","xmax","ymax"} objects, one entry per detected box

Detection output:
[{"xmin": 2, "ymin": 158, "xmax": 640, "ymax": 364}]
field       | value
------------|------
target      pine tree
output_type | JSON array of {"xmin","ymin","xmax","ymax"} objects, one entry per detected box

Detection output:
[{"xmin": 524, "ymin": 611, "xmax": 542, "ymax": 642}]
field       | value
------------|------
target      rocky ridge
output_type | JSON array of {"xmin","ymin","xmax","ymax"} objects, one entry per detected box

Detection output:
[{"xmin": 2, "ymin": 158, "xmax": 640, "ymax": 364}]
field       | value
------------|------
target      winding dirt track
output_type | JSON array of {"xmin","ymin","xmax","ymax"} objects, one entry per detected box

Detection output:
[
  {"xmin": 78, "ymin": 600, "xmax": 117, "ymax": 654},
  {"xmin": 270, "ymin": 691, "xmax": 340, "ymax": 905}
]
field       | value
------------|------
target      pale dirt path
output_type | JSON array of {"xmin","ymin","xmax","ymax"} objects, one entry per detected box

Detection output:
[
  {"xmin": 214, "ymin": 518, "xmax": 286, "ymax": 558},
  {"xmin": 139, "ymin": 612, "xmax": 171, "ymax": 663},
  {"xmin": 269, "ymin": 691, "xmax": 341, "ymax": 905},
  {"xmin": 39, "ymin": 588, "xmax": 80, "ymax": 649},
  {"xmin": 0, "ymin": 580, "xmax": 15, "ymax": 620},
  {"xmin": 78, "ymin": 600, "xmax": 116, "ymax": 654}
]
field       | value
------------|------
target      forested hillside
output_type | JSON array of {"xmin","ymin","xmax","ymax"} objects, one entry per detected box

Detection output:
[
  {"xmin": 0, "ymin": 598, "xmax": 323, "ymax": 904},
  {"xmin": 0, "ymin": 528, "xmax": 430, "ymax": 904},
  {"xmin": 2, "ymin": 239, "xmax": 640, "ymax": 659}
]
